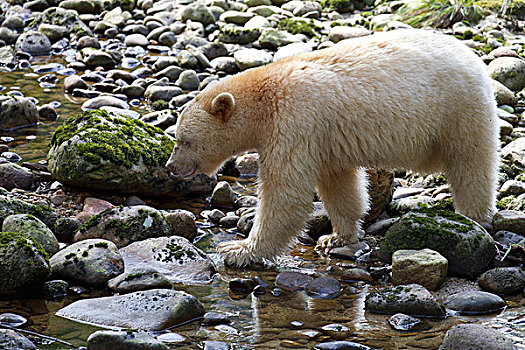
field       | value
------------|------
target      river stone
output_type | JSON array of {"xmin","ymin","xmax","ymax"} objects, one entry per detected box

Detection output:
[
  {"xmin": 77, "ymin": 48, "xmax": 117, "ymax": 68},
  {"xmin": 0, "ymin": 96, "xmax": 39, "ymax": 130},
  {"xmin": 378, "ymin": 210, "xmax": 496, "ymax": 279},
  {"xmin": 274, "ymin": 42, "xmax": 313, "ymax": 61},
  {"xmin": 492, "ymin": 79, "xmax": 518, "ymax": 105},
  {"xmin": 501, "ymin": 137, "xmax": 525, "ymax": 167},
  {"xmin": 210, "ymin": 181, "xmax": 236, "ymax": 208},
  {"xmin": 0, "ymin": 46, "xmax": 16, "ymax": 68},
  {"xmin": 87, "ymin": 330, "xmax": 168, "ymax": 350},
  {"xmin": 119, "ymin": 236, "xmax": 216, "ymax": 284},
  {"xmin": 306, "ymin": 202, "xmax": 332, "ymax": 240},
  {"xmin": 258, "ymin": 28, "xmax": 299, "ymax": 49},
  {"xmin": 64, "ymin": 75, "xmax": 88, "ymax": 92},
  {"xmin": 43, "ymin": 280, "xmax": 68, "ymax": 299},
  {"xmin": 306, "ymin": 276, "xmax": 340, "ymax": 299},
  {"xmin": 392, "ymin": 249, "xmax": 448, "ymax": 291},
  {"xmin": 144, "ymin": 85, "xmax": 183, "ymax": 102},
  {"xmin": 445, "ymin": 291, "xmax": 506, "ymax": 315},
  {"xmin": 499, "ymin": 180, "xmax": 525, "ymax": 197},
  {"xmin": 74, "ymin": 205, "xmax": 171, "ymax": 248},
  {"xmin": 219, "ymin": 25, "xmax": 260, "ymax": 44},
  {"xmin": 56, "ymin": 289, "xmax": 205, "ymax": 330},
  {"xmin": 388, "ymin": 195, "xmax": 435, "ymax": 215},
  {"xmin": 107, "ymin": 267, "xmax": 172, "ymax": 293},
  {"xmin": 176, "ymin": 70, "xmax": 200, "ymax": 91},
  {"xmin": 478, "ymin": 267, "xmax": 525, "ymax": 295},
  {"xmin": 493, "ymin": 210, "xmax": 525, "ymax": 235},
  {"xmin": 0, "ymin": 329, "xmax": 37, "ymax": 350},
  {"xmin": 439, "ymin": 324, "xmax": 518, "ymax": 350},
  {"xmin": 329, "ymin": 26, "xmax": 371, "ymax": 43},
  {"xmin": 275, "ymin": 271, "xmax": 314, "ymax": 291},
  {"xmin": 3, "ymin": 214, "xmax": 59, "ymax": 255},
  {"xmin": 82, "ymin": 95, "xmax": 129, "ymax": 110},
  {"xmin": 0, "ymin": 163, "xmax": 34, "ymax": 191},
  {"xmin": 488, "ymin": 57, "xmax": 525, "ymax": 91},
  {"xmin": 388, "ymin": 313, "xmax": 429, "ymax": 332},
  {"xmin": 59, "ymin": 0, "xmax": 96, "ymax": 13},
  {"xmin": 0, "ymin": 232, "xmax": 50, "ymax": 297},
  {"xmin": 47, "ymin": 110, "xmax": 216, "ymax": 197},
  {"xmin": 0, "ymin": 195, "xmax": 59, "ymax": 231},
  {"xmin": 181, "ymin": 3, "xmax": 216, "ymax": 25},
  {"xmin": 314, "ymin": 341, "xmax": 371, "ymax": 350},
  {"xmin": 365, "ymin": 284, "xmax": 446, "ymax": 318},
  {"xmin": 220, "ymin": 10, "xmax": 255, "ymax": 25},
  {"xmin": 234, "ymin": 48, "xmax": 272, "ymax": 70},
  {"xmin": 50, "ymin": 239, "xmax": 124, "ymax": 286},
  {"xmin": 125, "ymin": 33, "xmax": 149, "ymax": 47},
  {"xmin": 164, "ymin": 210, "xmax": 198, "ymax": 241},
  {"xmin": 38, "ymin": 23, "xmax": 68, "ymax": 42},
  {"xmin": 15, "ymin": 30, "xmax": 51, "ymax": 55}
]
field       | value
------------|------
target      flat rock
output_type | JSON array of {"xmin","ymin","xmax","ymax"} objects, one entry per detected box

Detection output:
[
  {"xmin": 392, "ymin": 248, "xmax": 448, "ymax": 291},
  {"xmin": 87, "ymin": 330, "xmax": 168, "ymax": 350},
  {"xmin": 82, "ymin": 95, "xmax": 129, "ymax": 110},
  {"xmin": 306, "ymin": 276, "xmax": 340, "ymax": 299},
  {"xmin": 119, "ymin": 236, "xmax": 216, "ymax": 285},
  {"xmin": 234, "ymin": 48, "xmax": 272, "ymax": 70},
  {"xmin": 314, "ymin": 341, "xmax": 371, "ymax": 350},
  {"xmin": 107, "ymin": 268, "xmax": 172, "ymax": 293},
  {"xmin": 365, "ymin": 284, "xmax": 446, "ymax": 318},
  {"xmin": 56, "ymin": 289, "xmax": 205, "ymax": 331},
  {"xmin": 275, "ymin": 271, "xmax": 314, "ymax": 291},
  {"xmin": 444, "ymin": 291, "xmax": 506, "ymax": 315},
  {"xmin": 439, "ymin": 324, "xmax": 518, "ymax": 350}
]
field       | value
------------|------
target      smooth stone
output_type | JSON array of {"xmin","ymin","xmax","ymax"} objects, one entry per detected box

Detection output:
[
  {"xmin": 164, "ymin": 210, "xmax": 198, "ymax": 241},
  {"xmin": 365, "ymin": 284, "xmax": 446, "ymax": 318},
  {"xmin": 15, "ymin": 30, "xmax": 51, "ymax": 55},
  {"xmin": 275, "ymin": 271, "xmax": 314, "ymax": 291},
  {"xmin": 388, "ymin": 313, "xmax": 430, "ymax": 331},
  {"xmin": 43, "ymin": 280, "xmax": 68, "ymax": 299},
  {"xmin": 314, "ymin": 340, "xmax": 370, "ymax": 350},
  {"xmin": 210, "ymin": 181, "xmax": 236, "ymax": 208},
  {"xmin": 144, "ymin": 85, "xmax": 183, "ymax": 102},
  {"xmin": 201, "ymin": 312, "xmax": 232, "ymax": 326},
  {"xmin": 56, "ymin": 289, "xmax": 205, "ymax": 331},
  {"xmin": 439, "ymin": 324, "xmax": 518, "ymax": 350},
  {"xmin": 0, "ymin": 313, "xmax": 27, "ymax": 327},
  {"xmin": 306, "ymin": 202, "xmax": 332, "ymax": 240},
  {"xmin": 329, "ymin": 26, "xmax": 371, "ymax": 42},
  {"xmin": 0, "ymin": 163, "xmax": 35, "ymax": 191},
  {"xmin": 82, "ymin": 95, "xmax": 129, "ymax": 110},
  {"xmin": 50, "ymin": 239, "xmax": 124, "ymax": 287},
  {"xmin": 305, "ymin": 276, "xmax": 340, "ymax": 299},
  {"xmin": 392, "ymin": 248, "xmax": 448, "ymax": 291},
  {"xmin": 492, "ymin": 79, "xmax": 518, "ymax": 105},
  {"xmin": 107, "ymin": 268, "xmax": 172, "ymax": 293},
  {"xmin": 233, "ymin": 48, "xmax": 272, "ymax": 70},
  {"xmin": 125, "ymin": 33, "xmax": 149, "ymax": 47},
  {"xmin": 274, "ymin": 42, "xmax": 313, "ymax": 61},
  {"xmin": 499, "ymin": 180, "xmax": 525, "ymax": 197},
  {"xmin": 478, "ymin": 267, "xmax": 525, "ymax": 295},
  {"xmin": 493, "ymin": 210, "xmax": 525, "ymax": 235},
  {"xmin": 2, "ymin": 214, "xmax": 59, "ymax": 255},
  {"xmin": 488, "ymin": 57, "xmax": 525, "ymax": 91},
  {"xmin": 328, "ymin": 242, "xmax": 370, "ymax": 260},
  {"xmin": 501, "ymin": 137, "xmax": 525, "ymax": 167},
  {"xmin": 0, "ymin": 329, "xmax": 36, "ymax": 350},
  {"xmin": 87, "ymin": 330, "xmax": 168, "ymax": 350},
  {"xmin": 341, "ymin": 268, "xmax": 373, "ymax": 282},
  {"xmin": 445, "ymin": 291, "xmax": 506, "ymax": 315},
  {"xmin": 0, "ymin": 96, "xmax": 38, "ymax": 130}
]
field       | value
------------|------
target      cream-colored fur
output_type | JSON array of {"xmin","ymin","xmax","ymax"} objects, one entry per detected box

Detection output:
[{"xmin": 166, "ymin": 29, "xmax": 500, "ymax": 267}]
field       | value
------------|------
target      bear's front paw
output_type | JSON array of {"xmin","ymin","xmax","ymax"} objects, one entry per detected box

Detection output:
[
  {"xmin": 315, "ymin": 233, "xmax": 347, "ymax": 254},
  {"xmin": 217, "ymin": 239, "xmax": 263, "ymax": 267}
]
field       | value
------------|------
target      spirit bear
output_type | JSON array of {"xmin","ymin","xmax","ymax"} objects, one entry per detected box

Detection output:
[{"xmin": 166, "ymin": 29, "xmax": 499, "ymax": 267}]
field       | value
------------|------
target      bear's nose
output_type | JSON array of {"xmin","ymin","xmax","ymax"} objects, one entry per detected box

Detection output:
[{"xmin": 165, "ymin": 159, "xmax": 176, "ymax": 173}]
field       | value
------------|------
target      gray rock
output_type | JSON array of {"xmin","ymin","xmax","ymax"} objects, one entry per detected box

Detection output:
[
  {"xmin": 275, "ymin": 271, "xmax": 314, "ymax": 291},
  {"xmin": 3, "ymin": 214, "xmax": 59, "ymax": 255},
  {"xmin": 258, "ymin": 28, "xmax": 299, "ymax": 49},
  {"xmin": 140, "ymin": 110, "xmax": 177, "ymax": 129},
  {"xmin": 74, "ymin": 205, "xmax": 171, "ymax": 247},
  {"xmin": 181, "ymin": 3, "xmax": 216, "ymax": 25},
  {"xmin": 365, "ymin": 284, "xmax": 446, "ymax": 317},
  {"xmin": 38, "ymin": 24, "xmax": 68, "ymax": 43},
  {"xmin": 493, "ymin": 210, "xmax": 525, "ymax": 235},
  {"xmin": 388, "ymin": 313, "xmax": 430, "ymax": 332},
  {"xmin": 306, "ymin": 276, "xmax": 340, "ymax": 299},
  {"xmin": 103, "ymin": 7, "xmax": 130, "ymax": 27},
  {"xmin": 220, "ymin": 10, "xmax": 256, "ymax": 25},
  {"xmin": 0, "ymin": 27, "xmax": 18, "ymax": 45},
  {"xmin": 165, "ymin": 210, "xmax": 198, "ymax": 241},
  {"xmin": 388, "ymin": 195, "xmax": 435, "ymax": 215},
  {"xmin": 0, "ymin": 163, "xmax": 34, "ymax": 191},
  {"xmin": 2, "ymin": 16, "xmax": 24, "ymax": 30},
  {"xmin": 176, "ymin": 70, "xmax": 200, "ymax": 91},
  {"xmin": 15, "ymin": 30, "xmax": 51, "ymax": 55},
  {"xmin": 77, "ymin": 48, "xmax": 117, "ymax": 68},
  {"xmin": 47, "ymin": 110, "xmax": 216, "ymax": 197},
  {"xmin": 306, "ymin": 202, "xmax": 332, "ymax": 240},
  {"xmin": 210, "ymin": 56, "xmax": 239, "ymax": 74},
  {"xmin": 329, "ymin": 26, "xmax": 371, "ymax": 42},
  {"xmin": 314, "ymin": 341, "xmax": 371, "ymax": 350},
  {"xmin": 145, "ymin": 85, "xmax": 183, "ymax": 102},
  {"xmin": 499, "ymin": 180, "xmax": 525, "ymax": 197},
  {"xmin": 444, "ymin": 291, "xmax": 506, "ymax": 315},
  {"xmin": 64, "ymin": 75, "xmax": 88, "ymax": 92},
  {"xmin": 50, "ymin": 239, "xmax": 124, "ymax": 287},
  {"xmin": 56, "ymin": 289, "xmax": 205, "ymax": 330},
  {"xmin": 218, "ymin": 24, "xmax": 260, "ymax": 44},
  {"xmin": 488, "ymin": 57, "xmax": 525, "ymax": 91},
  {"xmin": 158, "ymin": 31, "xmax": 177, "ymax": 46},
  {"xmin": 119, "ymin": 236, "xmax": 216, "ymax": 284},
  {"xmin": 210, "ymin": 181, "xmax": 236, "ymax": 208},
  {"xmin": 0, "ymin": 232, "xmax": 50, "ymax": 297},
  {"xmin": 237, "ymin": 210, "xmax": 255, "ymax": 234},
  {"xmin": 43, "ymin": 280, "xmax": 68, "ymax": 299},
  {"xmin": 0, "ymin": 46, "xmax": 16, "ymax": 68},
  {"xmin": 87, "ymin": 330, "xmax": 168, "ymax": 350},
  {"xmin": 492, "ymin": 79, "xmax": 518, "ymax": 105},
  {"xmin": 77, "ymin": 36, "xmax": 101, "ymax": 50},
  {"xmin": 0, "ymin": 329, "xmax": 36, "ymax": 350},
  {"xmin": 82, "ymin": 95, "xmax": 129, "ymax": 110},
  {"xmin": 107, "ymin": 268, "xmax": 172, "ymax": 293},
  {"xmin": 478, "ymin": 267, "xmax": 525, "ymax": 295},
  {"xmin": 439, "ymin": 324, "xmax": 518, "ymax": 350},
  {"xmin": 379, "ymin": 210, "xmax": 496, "ymax": 279},
  {"xmin": 501, "ymin": 137, "xmax": 525, "ymax": 167},
  {"xmin": 0, "ymin": 96, "xmax": 38, "ymax": 130},
  {"xmin": 154, "ymin": 66, "xmax": 184, "ymax": 81},
  {"xmin": 274, "ymin": 42, "xmax": 313, "ymax": 61},
  {"xmin": 392, "ymin": 249, "xmax": 448, "ymax": 291},
  {"xmin": 0, "ymin": 195, "xmax": 59, "ymax": 231},
  {"xmin": 125, "ymin": 33, "xmax": 149, "ymax": 47},
  {"xmin": 494, "ymin": 230, "xmax": 524, "ymax": 245},
  {"xmin": 234, "ymin": 48, "xmax": 272, "ymax": 70},
  {"xmin": 59, "ymin": 0, "xmax": 96, "ymax": 13}
]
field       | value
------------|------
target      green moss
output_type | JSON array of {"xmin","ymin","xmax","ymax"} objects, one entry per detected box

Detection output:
[
  {"xmin": 50, "ymin": 110, "xmax": 175, "ymax": 171},
  {"xmin": 497, "ymin": 195, "xmax": 516, "ymax": 210},
  {"xmin": 0, "ymin": 231, "xmax": 49, "ymax": 262},
  {"xmin": 279, "ymin": 18, "xmax": 321, "ymax": 37},
  {"xmin": 321, "ymin": 0, "xmax": 353, "ymax": 12},
  {"xmin": 152, "ymin": 100, "xmax": 169, "ymax": 111},
  {"xmin": 65, "ymin": 253, "xmax": 76, "ymax": 260}
]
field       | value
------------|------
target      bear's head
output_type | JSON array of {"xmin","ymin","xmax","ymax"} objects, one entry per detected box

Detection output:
[{"xmin": 166, "ymin": 84, "xmax": 246, "ymax": 178}]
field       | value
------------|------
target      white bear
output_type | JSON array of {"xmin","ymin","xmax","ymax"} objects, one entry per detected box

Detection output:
[{"xmin": 166, "ymin": 29, "xmax": 500, "ymax": 267}]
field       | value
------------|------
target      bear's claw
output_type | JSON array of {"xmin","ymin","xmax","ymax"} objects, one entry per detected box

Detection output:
[
  {"xmin": 217, "ymin": 239, "xmax": 264, "ymax": 267},
  {"xmin": 315, "ymin": 233, "xmax": 348, "ymax": 254}
]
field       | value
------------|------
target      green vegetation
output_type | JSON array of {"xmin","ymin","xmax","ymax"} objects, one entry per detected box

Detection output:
[
  {"xmin": 0, "ymin": 231, "xmax": 49, "ymax": 262},
  {"xmin": 279, "ymin": 18, "xmax": 322, "ymax": 37},
  {"xmin": 396, "ymin": 0, "xmax": 483, "ymax": 28}
]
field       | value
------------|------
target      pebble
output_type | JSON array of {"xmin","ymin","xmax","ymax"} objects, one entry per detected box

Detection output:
[
  {"xmin": 275, "ymin": 271, "xmax": 314, "ymax": 291},
  {"xmin": 388, "ymin": 313, "xmax": 430, "ymax": 331}
]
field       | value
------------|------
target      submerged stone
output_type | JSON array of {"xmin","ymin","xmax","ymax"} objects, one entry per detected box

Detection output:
[
  {"xmin": 445, "ymin": 291, "xmax": 507, "ymax": 315},
  {"xmin": 56, "ymin": 289, "xmax": 205, "ymax": 331},
  {"xmin": 47, "ymin": 110, "xmax": 215, "ymax": 197},
  {"xmin": 87, "ymin": 330, "xmax": 168, "ymax": 350},
  {"xmin": 275, "ymin": 271, "xmax": 314, "ymax": 291}
]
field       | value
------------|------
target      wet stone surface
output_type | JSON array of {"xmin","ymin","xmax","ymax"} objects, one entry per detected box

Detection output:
[{"xmin": 444, "ymin": 291, "xmax": 507, "ymax": 315}]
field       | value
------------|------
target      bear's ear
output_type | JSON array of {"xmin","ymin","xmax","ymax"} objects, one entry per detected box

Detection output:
[{"xmin": 211, "ymin": 92, "xmax": 236, "ymax": 122}]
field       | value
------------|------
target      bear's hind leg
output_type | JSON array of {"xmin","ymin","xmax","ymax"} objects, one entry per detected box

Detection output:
[{"xmin": 315, "ymin": 168, "xmax": 370, "ymax": 252}]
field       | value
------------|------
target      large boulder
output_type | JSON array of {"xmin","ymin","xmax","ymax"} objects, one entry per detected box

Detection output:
[
  {"xmin": 73, "ymin": 205, "xmax": 171, "ymax": 247},
  {"xmin": 378, "ymin": 209, "xmax": 496, "ymax": 279},
  {"xmin": 56, "ymin": 289, "xmax": 205, "ymax": 330},
  {"xmin": 47, "ymin": 110, "xmax": 216, "ymax": 197},
  {"xmin": 0, "ymin": 232, "xmax": 50, "ymax": 297},
  {"xmin": 0, "ymin": 96, "xmax": 38, "ymax": 130}
]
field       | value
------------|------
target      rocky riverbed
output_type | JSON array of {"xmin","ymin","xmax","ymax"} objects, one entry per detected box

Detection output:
[{"xmin": 0, "ymin": 0, "xmax": 524, "ymax": 349}]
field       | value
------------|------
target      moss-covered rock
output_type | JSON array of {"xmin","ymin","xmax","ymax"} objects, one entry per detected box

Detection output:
[
  {"xmin": 2, "ymin": 214, "xmax": 59, "ymax": 255},
  {"xmin": 0, "ymin": 231, "xmax": 50, "ymax": 297},
  {"xmin": 0, "ymin": 195, "xmax": 59, "ymax": 231},
  {"xmin": 27, "ymin": 7, "xmax": 93, "ymax": 38},
  {"xmin": 74, "ymin": 205, "xmax": 171, "ymax": 248},
  {"xmin": 47, "ymin": 110, "xmax": 215, "ymax": 197},
  {"xmin": 378, "ymin": 209, "xmax": 496, "ymax": 279}
]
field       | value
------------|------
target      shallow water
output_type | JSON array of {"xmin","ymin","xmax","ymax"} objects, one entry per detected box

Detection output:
[{"xmin": 1, "ymin": 51, "xmax": 524, "ymax": 350}]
